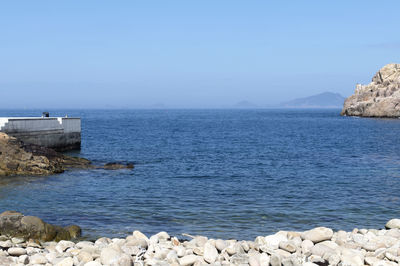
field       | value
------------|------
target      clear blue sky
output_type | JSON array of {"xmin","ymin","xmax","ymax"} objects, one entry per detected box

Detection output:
[{"xmin": 1, "ymin": 1, "xmax": 399, "ymax": 108}]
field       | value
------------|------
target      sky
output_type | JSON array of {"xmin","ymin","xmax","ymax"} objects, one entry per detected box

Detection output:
[{"xmin": 1, "ymin": 1, "xmax": 400, "ymax": 108}]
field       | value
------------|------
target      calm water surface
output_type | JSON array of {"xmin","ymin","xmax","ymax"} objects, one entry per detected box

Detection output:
[{"xmin": 0, "ymin": 109, "xmax": 399, "ymax": 240}]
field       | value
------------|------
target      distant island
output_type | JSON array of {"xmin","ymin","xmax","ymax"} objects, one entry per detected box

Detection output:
[
  {"xmin": 232, "ymin": 100, "xmax": 259, "ymax": 109},
  {"xmin": 280, "ymin": 92, "xmax": 346, "ymax": 108}
]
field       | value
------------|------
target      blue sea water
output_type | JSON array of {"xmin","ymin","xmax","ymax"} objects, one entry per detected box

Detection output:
[{"xmin": 0, "ymin": 109, "xmax": 399, "ymax": 240}]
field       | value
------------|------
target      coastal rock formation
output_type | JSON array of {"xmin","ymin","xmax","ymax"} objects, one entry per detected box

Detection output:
[
  {"xmin": 0, "ymin": 220, "xmax": 400, "ymax": 265},
  {"xmin": 341, "ymin": 63, "xmax": 400, "ymax": 117},
  {"xmin": 0, "ymin": 132, "xmax": 134, "ymax": 176},
  {"xmin": 0, "ymin": 211, "xmax": 81, "ymax": 242},
  {"xmin": 0, "ymin": 132, "xmax": 91, "ymax": 176}
]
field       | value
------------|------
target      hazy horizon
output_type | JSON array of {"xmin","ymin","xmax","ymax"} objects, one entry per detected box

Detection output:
[{"xmin": 1, "ymin": 1, "xmax": 400, "ymax": 109}]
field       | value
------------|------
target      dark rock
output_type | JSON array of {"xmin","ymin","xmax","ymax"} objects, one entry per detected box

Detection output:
[
  {"xmin": 103, "ymin": 162, "xmax": 135, "ymax": 170},
  {"xmin": 0, "ymin": 211, "xmax": 81, "ymax": 242},
  {"xmin": 64, "ymin": 225, "xmax": 82, "ymax": 239}
]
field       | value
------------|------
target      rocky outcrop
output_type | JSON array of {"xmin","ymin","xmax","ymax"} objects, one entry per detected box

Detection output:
[
  {"xmin": 0, "ymin": 133, "xmax": 91, "ymax": 176},
  {"xmin": 0, "ymin": 211, "xmax": 81, "ymax": 242},
  {"xmin": 0, "ymin": 132, "xmax": 134, "ymax": 176},
  {"xmin": 341, "ymin": 63, "xmax": 400, "ymax": 117}
]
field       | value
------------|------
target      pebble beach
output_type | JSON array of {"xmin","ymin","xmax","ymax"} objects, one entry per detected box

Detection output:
[{"xmin": 1, "ymin": 219, "xmax": 400, "ymax": 266}]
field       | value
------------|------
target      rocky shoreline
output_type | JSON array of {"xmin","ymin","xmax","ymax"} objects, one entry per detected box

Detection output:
[
  {"xmin": 0, "ymin": 219, "xmax": 400, "ymax": 266},
  {"xmin": 0, "ymin": 133, "xmax": 133, "ymax": 176}
]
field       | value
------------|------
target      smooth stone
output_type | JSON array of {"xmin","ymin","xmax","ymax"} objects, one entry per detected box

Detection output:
[
  {"xmin": 30, "ymin": 254, "xmax": 48, "ymax": 264},
  {"xmin": 340, "ymin": 250, "xmax": 364, "ymax": 266},
  {"xmin": 45, "ymin": 252, "xmax": 58, "ymax": 263},
  {"xmin": 26, "ymin": 246, "xmax": 41, "ymax": 255},
  {"xmin": 301, "ymin": 240, "xmax": 314, "ymax": 255},
  {"xmin": 149, "ymin": 235, "xmax": 159, "ymax": 245},
  {"xmin": 259, "ymin": 253, "xmax": 270, "ymax": 266},
  {"xmin": 203, "ymin": 242, "xmax": 218, "ymax": 263},
  {"xmin": 230, "ymin": 253, "xmax": 249, "ymax": 264},
  {"xmin": 226, "ymin": 244, "xmax": 238, "ymax": 256},
  {"xmin": 122, "ymin": 245, "xmax": 141, "ymax": 256},
  {"xmin": 308, "ymin": 254, "xmax": 324, "ymax": 264},
  {"xmin": 270, "ymin": 254, "xmax": 281, "ymax": 266},
  {"xmin": 194, "ymin": 236, "xmax": 208, "ymax": 247},
  {"xmin": 11, "ymin": 237, "xmax": 25, "ymax": 244},
  {"xmin": 265, "ymin": 232, "xmax": 288, "ymax": 250},
  {"xmin": 94, "ymin": 237, "xmax": 111, "ymax": 249},
  {"xmin": 249, "ymin": 255, "xmax": 260, "ymax": 266},
  {"xmin": 76, "ymin": 241, "xmax": 94, "ymax": 249},
  {"xmin": 385, "ymin": 251, "xmax": 397, "ymax": 261},
  {"xmin": 302, "ymin": 227, "xmax": 333, "ymax": 243},
  {"xmin": 173, "ymin": 246, "xmax": 186, "ymax": 257},
  {"xmin": 117, "ymin": 254, "xmax": 133, "ymax": 266},
  {"xmin": 310, "ymin": 243, "xmax": 335, "ymax": 257},
  {"xmin": 166, "ymin": 250, "xmax": 178, "ymax": 262},
  {"xmin": 18, "ymin": 254, "xmax": 29, "ymax": 264},
  {"xmin": 84, "ymin": 262, "xmax": 102, "ymax": 266},
  {"xmin": 255, "ymin": 236, "xmax": 266, "ymax": 246},
  {"xmin": 0, "ymin": 257, "xmax": 13, "ymax": 265},
  {"xmin": 363, "ymin": 241, "xmax": 385, "ymax": 252},
  {"xmin": 126, "ymin": 237, "xmax": 148, "ymax": 249},
  {"xmin": 179, "ymin": 254, "xmax": 198, "ymax": 266},
  {"xmin": 0, "ymin": 240, "xmax": 12, "ymax": 248},
  {"xmin": 100, "ymin": 247, "xmax": 122, "ymax": 265},
  {"xmin": 319, "ymin": 240, "xmax": 338, "ymax": 250},
  {"xmin": 385, "ymin": 229, "xmax": 400, "ymax": 238},
  {"xmin": 279, "ymin": 241, "xmax": 297, "ymax": 253},
  {"xmin": 372, "ymin": 261, "xmax": 398, "ymax": 266},
  {"xmin": 376, "ymin": 235, "xmax": 398, "ymax": 248},
  {"xmin": 386, "ymin": 219, "xmax": 400, "ymax": 229},
  {"xmin": 215, "ymin": 239, "xmax": 228, "ymax": 251},
  {"xmin": 365, "ymin": 256, "xmax": 380, "ymax": 265},
  {"xmin": 282, "ymin": 256, "xmax": 302, "ymax": 266},
  {"xmin": 112, "ymin": 238, "xmax": 126, "ymax": 246},
  {"xmin": 374, "ymin": 248, "xmax": 387, "ymax": 259},
  {"xmin": 7, "ymin": 247, "xmax": 27, "ymax": 256},
  {"xmin": 352, "ymin": 233, "xmax": 368, "ymax": 245},
  {"xmin": 55, "ymin": 257, "xmax": 73, "ymax": 266},
  {"xmin": 275, "ymin": 249, "xmax": 291, "ymax": 258},
  {"xmin": 132, "ymin": 230, "xmax": 149, "ymax": 242},
  {"xmin": 155, "ymin": 231, "xmax": 170, "ymax": 240},
  {"xmin": 327, "ymin": 253, "xmax": 340, "ymax": 266},
  {"xmin": 77, "ymin": 251, "xmax": 93, "ymax": 263},
  {"xmin": 193, "ymin": 247, "xmax": 203, "ymax": 256},
  {"xmin": 55, "ymin": 240, "xmax": 75, "ymax": 253},
  {"xmin": 241, "ymin": 241, "xmax": 250, "ymax": 252}
]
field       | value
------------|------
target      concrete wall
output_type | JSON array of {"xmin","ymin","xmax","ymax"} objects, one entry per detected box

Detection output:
[{"xmin": 0, "ymin": 117, "xmax": 81, "ymax": 151}]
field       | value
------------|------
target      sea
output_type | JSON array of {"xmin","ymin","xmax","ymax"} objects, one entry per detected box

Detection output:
[{"xmin": 0, "ymin": 109, "xmax": 399, "ymax": 240}]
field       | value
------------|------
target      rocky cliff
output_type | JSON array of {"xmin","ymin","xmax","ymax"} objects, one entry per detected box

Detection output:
[{"xmin": 341, "ymin": 63, "xmax": 400, "ymax": 117}]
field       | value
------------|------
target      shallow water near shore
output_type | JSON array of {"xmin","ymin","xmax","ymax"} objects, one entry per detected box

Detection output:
[{"xmin": 0, "ymin": 109, "xmax": 399, "ymax": 240}]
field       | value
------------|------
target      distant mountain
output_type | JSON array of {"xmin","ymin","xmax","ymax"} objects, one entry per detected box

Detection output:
[
  {"xmin": 233, "ymin": 100, "xmax": 259, "ymax": 108},
  {"xmin": 281, "ymin": 92, "xmax": 345, "ymax": 108}
]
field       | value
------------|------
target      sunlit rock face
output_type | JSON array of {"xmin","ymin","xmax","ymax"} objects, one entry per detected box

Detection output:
[{"xmin": 341, "ymin": 63, "xmax": 400, "ymax": 117}]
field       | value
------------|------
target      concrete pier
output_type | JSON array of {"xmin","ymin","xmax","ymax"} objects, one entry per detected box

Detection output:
[{"xmin": 0, "ymin": 117, "xmax": 81, "ymax": 151}]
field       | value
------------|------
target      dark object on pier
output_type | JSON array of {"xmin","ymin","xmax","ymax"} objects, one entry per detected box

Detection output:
[{"xmin": 42, "ymin": 112, "xmax": 49, "ymax": 117}]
